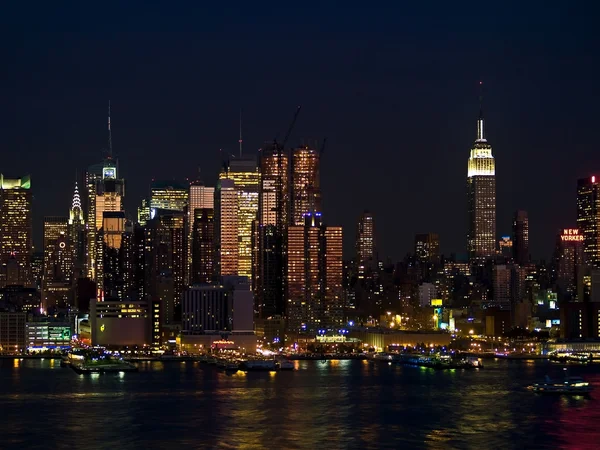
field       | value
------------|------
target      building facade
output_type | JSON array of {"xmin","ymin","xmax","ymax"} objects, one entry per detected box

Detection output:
[
  {"xmin": 577, "ymin": 176, "xmax": 600, "ymax": 268},
  {"xmin": 467, "ymin": 109, "xmax": 496, "ymax": 262}
]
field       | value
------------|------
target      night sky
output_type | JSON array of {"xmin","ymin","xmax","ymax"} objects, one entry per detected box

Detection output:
[{"xmin": 1, "ymin": 3, "xmax": 598, "ymax": 261}]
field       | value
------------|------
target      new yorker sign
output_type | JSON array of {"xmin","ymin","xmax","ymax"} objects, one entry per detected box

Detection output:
[{"xmin": 561, "ymin": 229, "xmax": 584, "ymax": 242}]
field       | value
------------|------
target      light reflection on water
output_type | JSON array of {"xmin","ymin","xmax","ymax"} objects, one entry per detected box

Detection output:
[{"xmin": 1, "ymin": 358, "xmax": 600, "ymax": 449}]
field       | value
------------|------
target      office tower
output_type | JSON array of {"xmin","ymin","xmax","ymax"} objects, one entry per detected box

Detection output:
[
  {"xmin": 467, "ymin": 100, "xmax": 496, "ymax": 262},
  {"xmin": 287, "ymin": 213, "xmax": 343, "ymax": 332},
  {"xmin": 191, "ymin": 208, "xmax": 215, "ymax": 284},
  {"xmin": 96, "ymin": 211, "xmax": 126, "ymax": 300},
  {"xmin": 145, "ymin": 209, "xmax": 186, "ymax": 328},
  {"xmin": 219, "ymin": 156, "xmax": 260, "ymax": 280},
  {"xmin": 512, "ymin": 210, "xmax": 529, "ymax": 265},
  {"xmin": 555, "ymin": 228, "xmax": 584, "ymax": 302},
  {"xmin": 291, "ymin": 145, "xmax": 321, "ymax": 225},
  {"xmin": 493, "ymin": 265, "xmax": 511, "ymax": 307},
  {"xmin": 0, "ymin": 174, "xmax": 32, "ymax": 287},
  {"xmin": 187, "ymin": 179, "xmax": 215, "ymax": 282},
  {"xmin": 121, "ymin": 222, "xmax": 146, "ymax": 301},
  {"xmin": 42, "ymin": 217, "xmax": 72, "ymax": 310},
  {"xmin": 87, "ymin": 105, "xmax": 125, "ymax": 281},
  {"xmin": 255, "ymin": 144, "xmax": 290, "ymax": 320},
  {"xmin": 150, "ymin": 180, "xmax": 189, "ymax": 212},
  {"xmin": 216, "ymin": 179, "xmax": 238, "ymax": 276},
  {"xmin": 414, "ymin": 233, "xmax": 441, "ymax": 264},
  {"xmin": 577, "ymin": 176, "xmax": 600, "ymax": 267},
  {"xmin": 498, "ymin": 236, "xmax": 513, "ymax": 258},
  {"xmin": 137, "ymin": 198, "xmax": 151, "ymax": 226},
  {"xmin": 68, "ymin": 180, "xmax": 86, "ymax": 274},
  {"xmin": 356, "ymin": 211, "xmax": 375, "ymax": 277}
]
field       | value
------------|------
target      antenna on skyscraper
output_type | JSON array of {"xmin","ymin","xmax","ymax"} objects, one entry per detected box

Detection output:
[
  {"xmin": 108, "ymin": 100, "xmax": 113, "ymax": 159},
  {"xmin": 478, "ymin": 81, "xmax": 484, "ymax": 119},
  {"xmin": 239, "ymin": 108, "xmax": 243, "ymax": 157}
]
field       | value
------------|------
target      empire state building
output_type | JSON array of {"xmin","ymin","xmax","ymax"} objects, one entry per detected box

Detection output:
[{"xmin": 467, "ymin": 105, "xmax": 496, "ymax": 261}]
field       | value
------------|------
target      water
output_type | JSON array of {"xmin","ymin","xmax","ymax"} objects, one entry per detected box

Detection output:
[{"xmin": 1, "ymin": 358, "xmax": 600, "ymax": 449}]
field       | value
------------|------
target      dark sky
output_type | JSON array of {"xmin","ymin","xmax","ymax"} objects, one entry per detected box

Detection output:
[{"xmin": 1, "ymin": 3, "xmax": 598, "ymax": 261}]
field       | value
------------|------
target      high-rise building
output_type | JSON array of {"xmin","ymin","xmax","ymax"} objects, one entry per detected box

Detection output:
[
  {"xmin": 96, "ymin": 211, "xmax": 126, "ymax": 299},
  {"xmin": 467, "ymin": 103, "xmax": 496, "ymax": 262},
  {"xmin": 68, "ymin": 180, "xmax": 86, "ymax": 274},
  {"xmin": 577, "ymin": 176, "xmax": 600, "ymax": 267},
  {"xmin": 291, "ymin": 145, "xmax": 321, "ymax": 225},
  {"xmin": 255, "ymin": 144, "xmax": 290, "ymax": 321},
  {"xmin": 150, "ymin": 180, "xmax": 189, "ymax": 212},
  {"xmin": 86, "ymin": 105, "xmax": 125, "ymax": 282},
  {"xmin": 414, "ymin": 233, "xmax": 441, "ymax": 265},
  {"xmin": 216, "ymin": 179, "xmax": 238, "ymax": 277},
  {"xmin": 219, "ymin": 157, "xmax": 260, "ymax": 280},
  {"xmin": 0, "ymin": 174, "xmax": 32, "ymax": 287},
  {"xmin": 555, "ymin": 228, "xmax": 584, "ymax": 302},
  {"xmin": 356, "ymin": 211, "xmax": 375, "ymax": 277},
  {"xmin": 191, "ymin": 208, "xmax": 215, "ymax": 284},
  {"xmin": 512, "ymin": 210, "xmax": 529, "ymax": 265},
  {"xmin": 42, "ymin": 217, "xmax": 72, "ymax": 310},
  {"xmin": 286, "ymin": 213, "xmax": 343, "ymax": 332},
  {"xmin": 145, "ymin": 209, "xmax": 186, "ymax": 328},
  {"xmin": 137, "ymin": 198, "xmax": 151, "ymax": 226},
  {"xmin": 493, "ymin": 264, "xmax": 511, "ymax": 307},
  {"xmin": 187, "ymin": 180, "xmax": 215, "ymax": 283}
]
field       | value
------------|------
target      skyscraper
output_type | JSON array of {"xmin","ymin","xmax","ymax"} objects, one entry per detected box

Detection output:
[
  {"xmin": 68, "ymin": 180, "xmax": 86, "ymax": 274},
  {"xmin": 414, "ymin": 233, "xmax": 441, "ymax": 265},
  {"xmin": 467, "ymin": 97, "xmax": 496, "ymax": 262},
  {"xmin": 191, "ymin": 208, "xmax": 215, "ymax": 284},
  {"xmin": 187, "ymin": 179, "xmax": 215, "ymax": 283},
  {"xmin": 291, "ymin": 145, "xmax": 321, "ymax": 225},
  {"xmin": 219, "ymin": 156, "xmax": 260, "ymax": 280},
  {"xmin": 577, "ymin": 176, "xmax": 600, "ymax": 267},
  {"xmin": 216, "ymin": 178, "xmax": 239, "ymax": 277},
  {"xmin": 554, "ymin": 228, "xmax": 584, "ymax": 302},
  {"xmin": 0, "ymin": 174, "xmax": 32, "ymax": 287},
  {"xmin": 42, "ymin": 216, "xmax": 72, "ymax": 310},
  {"xmin": 150, "ymin": 180, "xmax": 189, "ymax": 212},
  {"xmin": 356, "ymin": 211, "xmax": 375, "ymax": 277},
  {"xmin": 255, "ymin": 143, "xmax": 290, "ymax": 320},
  {"xmin": 287, "ymin": 213, "xmax": 343, "ymax": 332},
  {"xmin": 512, "ymin": 210, "xmax": 529, "ymax": 265}
]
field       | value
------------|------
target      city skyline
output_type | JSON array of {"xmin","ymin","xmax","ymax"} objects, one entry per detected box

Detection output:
[{"xmin": 2, "ymin": 3, "xmax": 598, "ymax": 261}]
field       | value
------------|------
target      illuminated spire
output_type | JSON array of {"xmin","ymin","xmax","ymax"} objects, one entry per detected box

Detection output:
[
  {"xmin": 476, "ymin": 81, "xmax": 485, "ymax": 142},
  {"xmin": 69, "ymin": 179, "xmax": 83, "ymax": 224},
  {"xmin": 107, "ymin": 100, "xmax": 113, "ymax": 159},
  {"xmin": 239, "ymin": 108, "xmax": 243, "ymax": 157}
]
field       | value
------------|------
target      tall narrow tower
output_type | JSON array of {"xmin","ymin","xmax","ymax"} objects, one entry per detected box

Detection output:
[{"xmin": 467, "ymin": 85, "xmax": 496, "ymax": 262}]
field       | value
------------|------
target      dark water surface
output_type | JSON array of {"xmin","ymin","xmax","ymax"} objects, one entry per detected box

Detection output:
[{"xmin": 1, "ymin": 358, "xmax": 600, "ymax": 449}]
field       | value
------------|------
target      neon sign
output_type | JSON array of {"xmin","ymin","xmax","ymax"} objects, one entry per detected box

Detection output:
[{"xmin": 561, "ymin": 229, "xmax": 583, "ymax": 242}]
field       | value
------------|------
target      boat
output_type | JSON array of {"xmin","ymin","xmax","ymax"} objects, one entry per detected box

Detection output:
[
  {"xmin": 549, "ymin": 352, "xmax": 592, "ymax": 363},
  {"xmin": 277, "ymin": 360, "xmax": 295, "ymax": 370},
  {"xmin": 239, "ymin": 359, "xmax": 277, "ymax": 371},
  {"xmin": 60, "ymin": 355, "xmax": 70, "ymax": 367},
  {"xmin": 529, "ymin": 372, "xmax": 593, "ymax": 395}
]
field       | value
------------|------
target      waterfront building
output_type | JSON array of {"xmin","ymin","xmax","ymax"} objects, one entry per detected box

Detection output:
[
  {"xmin": 90, "ymin": 298, "xmax": 150, "ymax": 347},
  {"xmin": 577, "ymin": 176, "xmax": 600, "ymax": 267},
  {"xmin": 0, "ymin": 174, "xmax": 32, "ymax": 287},
  {"xmin": 0, "ymin": 311, "xmax": 26, "ymax": 352},
  {"xmin": 25, "ymin": 319, "xmax": 71, "ymax": 350},
  {"xmin": 467, "ymin": 102, "xmax": 496, "ymax": 262},
  {"xmin": 513, "ymin": 210, "xmax": 529, "ymax": 266}
]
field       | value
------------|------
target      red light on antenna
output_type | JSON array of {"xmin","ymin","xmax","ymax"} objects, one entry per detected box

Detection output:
[
  {"xmin": 593, "ymin": 176, "xmax": 596, "ymax": 183},
  {"xmin": 479, "ymin": 81, "xmax": 483, "ymax": 85}
]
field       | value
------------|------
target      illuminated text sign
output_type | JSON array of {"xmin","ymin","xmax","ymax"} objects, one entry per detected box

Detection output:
[{"xmin": 561, "ymin": 229, "xmax": 583, "ymax": 242}]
